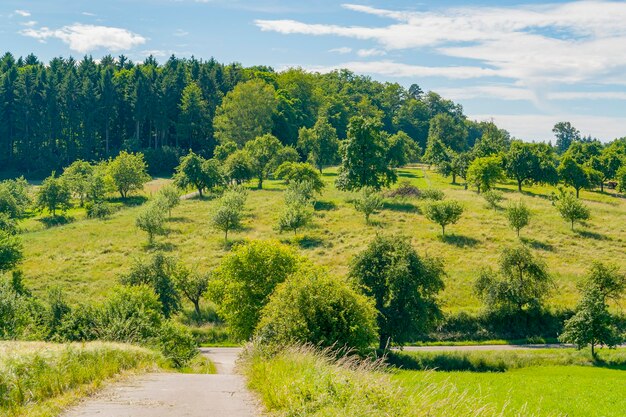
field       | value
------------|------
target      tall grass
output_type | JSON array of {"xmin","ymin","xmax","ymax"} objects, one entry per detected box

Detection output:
[
  {"xmin": 241, "ymin": 344, "xmax": 533, "ymax": 417},
  {"xmin": 0, "ymin": 342, "xmax": 160, "ymax": 417}
]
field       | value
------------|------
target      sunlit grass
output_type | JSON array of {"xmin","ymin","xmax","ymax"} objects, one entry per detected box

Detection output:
[{"xmin": 19, "ymin": 166, "xmax": 626, "ymax": 312}]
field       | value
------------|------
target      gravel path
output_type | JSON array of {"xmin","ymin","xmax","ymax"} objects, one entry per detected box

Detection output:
[{"xmin": 62, "ymin": 347, "xmax": 258, "ymax": 417}]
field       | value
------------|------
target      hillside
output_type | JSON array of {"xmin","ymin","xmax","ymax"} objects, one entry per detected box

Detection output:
[{"xmin": 20, "ymin": 166, "xmax": 626, "ymax": 313}]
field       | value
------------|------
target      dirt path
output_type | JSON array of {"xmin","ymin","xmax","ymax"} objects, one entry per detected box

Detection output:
[{"xmin": 62, "ymin": 347, "xmax": 258, "ymax": 417}]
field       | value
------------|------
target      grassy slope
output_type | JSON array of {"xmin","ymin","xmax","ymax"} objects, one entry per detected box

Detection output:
[
  {"xmin": 0, "ymin": 341, "xmax": 161, "ymax": 417},
  {"xmin": 19, "ymin": 166, "xmax": 626, "ymax": 312}
]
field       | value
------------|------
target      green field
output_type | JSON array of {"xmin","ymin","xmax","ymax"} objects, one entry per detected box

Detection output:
[
  {"xmin": 394, "ymin": 364, "xmax": 626, "ymax": 417},
  {"xmin": 19, "ymin": 165, "xmax": 626, "ymax": 312}
]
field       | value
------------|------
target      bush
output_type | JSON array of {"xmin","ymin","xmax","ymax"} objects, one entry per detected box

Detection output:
[
  {"xmin": 506, "ymin": 200, "xmax": 531, "ymax": 237},
  {"xmin": 256, "ymin": 267, "xmax": 378, "ymax": 352},
  {"xmin": 0, "ymin": 279, "xmax": 35, "ymax": 339},
  {"xmin": 555, "ymin": 191, "xmax": 590, "ymax": 230},
  {"xmin": 85, "ymin": 201, "xmax": 115, "ymax": 219},
  {"xmin": 482, "ymin": 190, "xmax": 504, "ymax": 209},
  {"xmin": 353, "ymin": 187, "xmax": 383, "ymax": 224},
  {"xmin": 95, "ymin": 285, "xmax": 163, "ymax": 343},
  {"xmin": 158, "ymin": 320, "xmax": 199, "ymax": 368},
  {"xmin": 274, "ymin": 162, "xmax": 325, "ymax": 193},
  {"xmin": 277, "ymin": 203, "xmax": 312, "ymax": 235},
  {"xmin": 0, "ymin": 213, "xmax": 18, "ymax": 234},
  {"xmin": 419, "ymin": 188, "xmax": 445, "ymax": 201},
  {"xmin": 136, "ymin": 202, "xmax": 167, "ymax": 245},
  {"xmin": 384, "ymin": 180, "xmax": 421, "ymax": 199}
]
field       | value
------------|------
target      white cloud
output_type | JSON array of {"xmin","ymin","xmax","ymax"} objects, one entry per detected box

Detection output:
[
  {"xmin": 81, "ymin": 12, "xmax": 97, "ymax": 17},
  {"xmin": 307, "ymin": 60, "xmax": 499, "ymax": 79},
  {"xmin": 174, "ymin": 29, "xmax": 189, "ymax": 37},
  {"xmin": 437, "ymin": 86, "xmax": 536, "ymax": 101},
  {"xmin": 20, "ymin": 20, "xmax": 37, "ymax": 27},
  {"xmin": 470, "ymin": 113, "xmax": 626, "ymax": 142},
  {"xmin": 356, "ymin": 48, "xmax": 386, "ymax": 57},
  {"xmin": 14, "ymin": 10, "xmax": 30, "ymax": 17},
  {"xmin": 141, "ymin": 49, "xmax": 168, "ymax": 57},
  {"xmin": 20, "ymin": 24, "xmax": 147, "ymax": 53},
  {"xmin": 547, "ymin": 91, "xmax": 626, "ymax": 100},
  {"xmin": 255, "ymin": 1, "xmax": 626, "ymax": 85},
  {"xmin": 329, "ymin": 46, "xmax": 352, "ymax": 54}
]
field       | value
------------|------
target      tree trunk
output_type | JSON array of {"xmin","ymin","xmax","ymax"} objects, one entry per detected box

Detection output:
[
  {"xmin": 442, "ymin": 225, "xmax": 445, "ymax": 236},
  {"xmin": 571, "ymin": 220, "xmax": 574, "ymax": 231},
  {"xmin": 600, "ymin": 182, "xmax": 604, "ymax": 193},
  {"xmin": 198, "ymin": 187, "xmax": 203, "ymax": 197},
  {"xmin": 193, "ymin": 300, "xmax": 201, "ymax": 318},
  {"xmin": 576, "ymin": 188, "xmax": 580, "ymax": 198},
  {"xmin": 452, "ymin": 173, "xmax": 457, "ymax": 184},
  {"xmin": 518, "ymin": 179, "xmax": 523, "ymax": 192},
  {"xmin": 591, "ymin": 342, "xmax": 595, "ymax": 358},
  {"xmin": 258, "ymin": 176, "xmax": 263, "ymax": 189},
  {"xmin": 225, "ymin": 229, "xmax": 228, "ymax": 242},
  {"xmin": 517, "ymin": 228, "xmax": 520, "ymax": 238}
]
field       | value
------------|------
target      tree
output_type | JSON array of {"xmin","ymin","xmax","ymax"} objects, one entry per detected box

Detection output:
[
  {"xmin": 178, "ymin": 82, "xmax": 209, "ymax": 150},
  {"xmin": 256, "ymin": 266, "xmax": 378, "ymax": 352},
  {"xmin": 558, "ymin": 156, "xmax": 589, "ymax": 198},
  {"xmin": 107, "ymin": 151, "xmax": 150, "ymax": 199},
  {"xmin": 173, "ymin": 151, "xmax": 222, "ymax": 197},
  {"xmin": 555, "ymin": 191, "xmax": 590, "ymax": 230},
  {"xmin": 506, "ymin": 200, "xmax": 531, "ymax": 237},
  {"xmin": 155, "ymin": 185, "xmax": 180, "ymax": 217},
  {"xmin": 560, "ymin": 262, "xmax": 625, "ymax": 357},
  {"xmin": 274, "ymin": 162, "xmax": 325, "ymax": 193},
  {"xmin": 466, "ymin": 156, "xmax": 504, "ymax": 193},
  {"xmin": 121, "ymin": 252, "xmax": 181, "ymax": 318},
  {"xmin": 61, "ymin": 160, "xmax": 94, "ymax": 206},
  {"xmin": 209, "ymin": 240, "xmax": 300, "ymax": 341},
  {"xmin": 0, "ymin": 230, "xmax": 23, "ymax": 273},
  {"xmin": 482, "ymin": 190, "xmax": 504, "ymax": 210},
  {"xmin": 277, "ymin": 203, "xmax": 312, "ymax": 235},
  {"xmin": 588, "ymin": 148, "xmax": 622, "ymax": 192},
  {"xmin": 475, "ymin": 245, "xmax": 552, "ymax": 318},
  {"xmin": 350, "ymin": 235, "xmax": 445, "ymax": 349},
  {"xmin": 136, "ymin": 202, "xmax": 167, "ymax": 245},
  {"xmin": 211, "ymin": 188, "xmax": 246, "ymax": 242},
  {"xmin": 353, "ymin": 187, "xmax": 383, "ymax": 224},
  {"xmin": 213, "ymin": 79, "xmax": 277, "ymax": 147},
  {"xmin": 618, "ymin": 165, "xmax": 626, "ymax": 193},
  {"xmin": 297, "ymin": 116, "xmax": 340, "ymax": 173},
  {"xmin": 173, "ymin": 265, "xmax": 209, "ymax": 318},
  {"xmin": 553, "ymin": 121, "xmax": 580, "ymax": 154},
  {"xmin": 223, "ymin": 150, "xmax": 254, "ymax": 185},
  {"xmin": 336, "ymin": 116, "xmax": 396, "ymax": 191},
  {"xmin": 214, "ymin": 142, "xmax": 238, "ymax": 162},
  {"xmin": 36, "ymin": 173, "xmax": 71, "ymax": 217},
  {"xmin": 504, "ymin": 141, "xmax": 558, "ymax": 191},
  {"xmin": 427, "ymin": 113, "xmax": 468, "ymax": 152},
  {"xmin": 244, "ymin": 134, "xmax": 283, "ymax": 189},
  {"xmin": 424, "ymin": 200, "xmax": 464, "ymax": 236},
  {"xmin": 386, "ymin": 131, "xmax": 420, "ymax": 168}
]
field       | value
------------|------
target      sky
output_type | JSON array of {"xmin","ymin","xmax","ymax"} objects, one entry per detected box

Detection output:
[{"xmin": 2, "ymin": 0, "xmax": 626, "ymax": 142}]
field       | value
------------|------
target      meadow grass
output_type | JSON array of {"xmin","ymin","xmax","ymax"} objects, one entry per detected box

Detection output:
[
  {"xmin": 0, "ymin": 341, "xmax": 161, "ymax": 417},
  {"xmin": 18, "ymin": 166, "xmax": 626, "ymax": 312},
  {"xmin": 393, "ymin": 365, "xmax": 626, "ymax": 417},
  {"xmin": 389, "ymin": 347, "xmax": 626, "ymax": 372},
  {"xmin": 241, "ymin": 345, "xmax": 516, "ymax": 417}
]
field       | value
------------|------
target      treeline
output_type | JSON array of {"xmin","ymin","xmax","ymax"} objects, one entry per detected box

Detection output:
[{"xmin": 1, "ymin": 51, "xmax": 489, "ymax": 176}]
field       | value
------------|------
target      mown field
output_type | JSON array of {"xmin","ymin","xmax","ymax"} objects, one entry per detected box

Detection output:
[{"xmin": 19, "ymin": 165, "xmax": 626, "ymax": 312}]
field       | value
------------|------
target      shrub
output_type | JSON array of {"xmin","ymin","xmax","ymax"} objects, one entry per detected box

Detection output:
[
  {"xmin": 617, "ymin": 165, "xmax": 626, "ymax": 193},
  {"xmin": 506, "ymin": 200, "xmax": 531, "ymax": 237},
  {"xmin": 555, "ymin": 191, "xmax": 590, "ymax": 230},
  {"xmin": 155, "ymin": 184, "xmax": 180, "ymax": 217},
  {"xmin": 0, "ymin": 213, "xmax": 18, "ymax": 234},
  {"xmin": 36, "ymin": 172, "xmax": 71, "ymax": 217},
  {"xmin": 223, "ymin": 150, "xmax": 254, "ymax": 185},
  {"xmin": 274, "ymin": 162, "xmax": 325, "ymax": 193},
  {"xmin": 107, "ymin": 151, "xmax": 151, "ymax": 199},
  {"xmin": 158, "ymin": 320, "xmax": 199, "ymax": 368},
  {"xmin": 257, "ymin": 267, "xmax": 378, "ymax": 352},
  {"xmin": 0, "ymin": 279, "xmax": 34, "ymax": 339},
  {"xmin": 384, "ymin": 180, "xmax": 421, "ymax": 199},
  {"xmin": 424, "ymin": 200, "xmax": 464, "ymax": 236},
  {"xmin": 419, "ymin": 188, "xmax": 445, "ymax": 201},
  {"xmin": 211, "ymin": 187, "xmax": 247, "ymax": 242},
  {"xmin": 284, "ymin": 181, "xmax": 316, "ymax": 207},
  {"xmin": 95, "ymin": 285, "xmax": 163, "ymax": 343},
  {"xmin": 136, "ymin": 202, "xmax": 167, "ymax": 245},
  {"xmin": 61, "ymin": 160, "xmax": 94, "ymax": 207},
  {"xmin": 0, "ymin": 177, "xmax": 31, "ymax": 218},
  {"xmin": 482, "ymin": 189, "xmax": 504, "ymax": 209},
  {"xmin": 277, "ymin": 203, "xmax": 312, "ymax": 235},
  {"xmin": 0, "ymin": 230, "xmax": 23, "ymax": 274},
  {"xmin": 209, "ymin": 240, "xmax": 300, "ymax": 341},
  {"xmin": 353, "ymin": 187, "xmax": 383, "ymax": 224},
  {"xmin": 466, "ymin": 156, "xmax": 504, "ymax": 193},
  {"xmin": 85, "ymin": 201, "xmax": 115, "ymax": 219}
]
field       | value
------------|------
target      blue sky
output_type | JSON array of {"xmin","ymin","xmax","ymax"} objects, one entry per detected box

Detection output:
[{"xmin": 3, "ymin": 0, "xmax": 626, "ymax": 142}]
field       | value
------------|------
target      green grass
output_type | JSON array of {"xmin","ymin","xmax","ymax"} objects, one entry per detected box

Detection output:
[
  {"xmin": 18, "ymin": 166, "xmax": 626, "ymax": 312},
  {"xmin": 0, "ymin": 341, "xmax": 161, "ymax": 417},
  {"xmin": 393, "ymin": 365, "xmax": 626, "ymax": 417},
  {"xmin": 389, "ymin": 347, "xmax": 626, "ymax": 372},
  {"xmin": 242, "ymin": 345, "xmax": 515, "ymax": 417}
]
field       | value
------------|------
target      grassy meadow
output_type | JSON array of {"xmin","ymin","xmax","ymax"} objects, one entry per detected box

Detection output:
[
  {"xmin": 18, "ymin": 165, "xmax": 625, "ymax": 313},
  {"xmin": 0, "ymin": 342, "xmax": 161, "ymax": 417}
]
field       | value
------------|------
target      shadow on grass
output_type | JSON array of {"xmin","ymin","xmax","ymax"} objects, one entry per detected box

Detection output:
[
  {"xmin": 383, "ymin": 201, "xmax": 420, "ymax": 213},
  {"xmin": 575, "ymin": 229, "xmax": 610, "ymax": 241},
  {"xmin": 314, "ymin": 200, "xmax": 338, "ymax": 211},
  {"xmin": 521, "ymin": 237, "xmax": 556, "ymax": 252},
  {"xmin": 37, "ymin": 215, "xmax": 75, "ymax": 228},
  {"xmin": 168, "ymin": 216, "xmax": 192, "ymax": 223},
  {"xmin": 109, "ymin": 195, "xmax": 148, "ymax": 206},
  {"xmin": 146, "ymin": 241, "xmax": 177, "ymax": 252},
  {"xmin": 385, "ymin": 351, "xmax": 506, "ymax": 373},
  {"xmin": 294, "ymin": 235, "xmax": 325, "ymax": 249},
  {"xmin": 441, "ymin": 234, "xmax": 480, "ymax": 248},
  {"xmin": 222, "ymin": 237, "xmax": 247, "ymax": 251}
]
